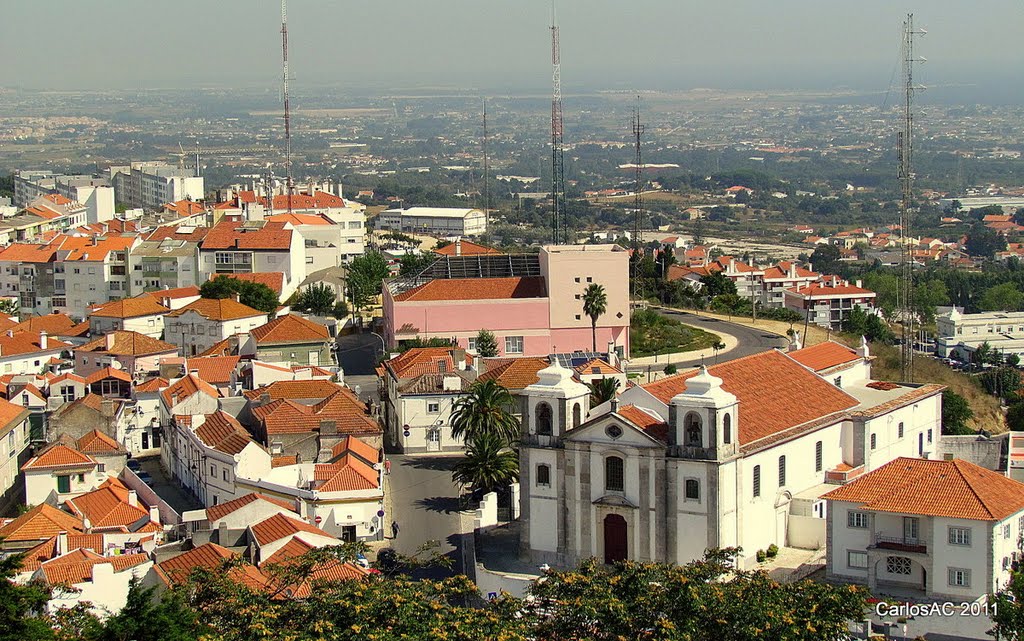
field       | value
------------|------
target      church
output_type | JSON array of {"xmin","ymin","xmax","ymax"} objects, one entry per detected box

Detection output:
[{"xmin": 518, "ymin": 340, "xmax": 944, "ymax": 568}]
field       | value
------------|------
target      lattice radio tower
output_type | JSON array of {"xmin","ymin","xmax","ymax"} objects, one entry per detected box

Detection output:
[
  {"xmin": 281, "ymin": 0, "xmax": 294, "ymax": 213},
  {"xmin": 631, "ymin": 98, "xmax": 645, "ymax": 295},
  {"xmin": 897, "ymin": 13, "xmax": 926, "ymax": 382},
  {"xmin": 482, "ymin": 98, "xmax": 490, "ymax": 243},
  {"xmin": 549, "ymin": 2, "xmax": 567, "ymax": 244}
]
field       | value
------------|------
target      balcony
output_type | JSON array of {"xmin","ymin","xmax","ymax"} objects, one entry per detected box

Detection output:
[{"xmin": 872, "ymin": 535, "xmax": 927, "ymax": 554}]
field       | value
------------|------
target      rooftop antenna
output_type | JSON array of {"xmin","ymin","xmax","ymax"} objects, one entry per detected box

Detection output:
[
  {"xmin": 897, "ymin": 13, "xmax": 925, "ymax": 382},
  {"xmin": 549, "ymin": 0, "xmax": 567, "ymax": 245},
  {"xmin": 631, "ymin": 96, "xmax": 645, "ymax": 298},
  {"xmin": 281, "ymin": 0, "xmax": 293, "ymax": 214},
  {"xmin": 482, "ymin": 97, "xmax": 490, "ymax": 243}
]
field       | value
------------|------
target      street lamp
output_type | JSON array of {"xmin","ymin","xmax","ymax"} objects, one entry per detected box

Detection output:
[{"xmin": 368, "ymin": 331, "xmax": 386, "ymax": 361}]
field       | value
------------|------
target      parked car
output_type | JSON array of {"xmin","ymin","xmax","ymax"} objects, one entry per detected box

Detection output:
[
  {"xmin": 136, "ymin": 471, "xmax": 154, "ymax": 486},
  {"xmin": 126, "ymin": 459, "xmax": 142, "ymax": 472}
]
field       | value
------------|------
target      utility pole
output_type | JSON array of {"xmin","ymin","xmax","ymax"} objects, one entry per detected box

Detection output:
[
  {"xmin": 631, "ymin": 97, "xmax": 645, "ymax": 298},
  {"xmin": 281, "ymin": 0, "xmax": 294, "ymax": 214},
  {"xmin": 897, "ymin": 13, "xmax": 926, "ymax": 382},
  {"xmin": 549, "ymin": 0, "xmax": 567, "ymax": 245}
]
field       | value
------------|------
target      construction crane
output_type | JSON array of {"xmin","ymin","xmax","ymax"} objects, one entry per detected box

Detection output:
[
  {"xmin": 281, "ymin": 0, "xmax": 294, "ymax": 213},
  {"xmin": 549, "ymin": 0, "xmax": 567, "ymax": 245}
]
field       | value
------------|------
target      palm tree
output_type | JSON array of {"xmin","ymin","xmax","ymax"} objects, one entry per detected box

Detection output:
[
  {"xmin": 451, "ymin": 432, "xmax": 519, "ymax": 496},
  {"xmin": 449, "ymin": 379, "xmax": 519, "ymax": 443},
  {"xmin": 587, "ymin": 377, "xmax": 620, "ymax": 406},
  {"xmin": 582, "ymin": 283, "xmax": 608, "ymax": 352}
]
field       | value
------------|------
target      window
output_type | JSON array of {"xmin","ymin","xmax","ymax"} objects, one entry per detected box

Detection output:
[
  {"xmin": 77, "ymin": 474, "xmax": 84, "ymax": 483},
  {"xmin": 752, "ymin": 465, "xmax": 761, "ymax": 497},
  {"xmin": 427, "ymin": 402, "xmax": 440, "ymax": 413},
  {"xmin": 210, "ymin": 465, "xmax": 216, "ymax": 476},
  {"xmin": 1004, "ymin": 524, "xmax": 1012, "ymax": 539},
  {"xmin": 848, "ymin": 551, "xmax": 868, "ymax": 569},
  {"xmin": 684, "ymin": 412, "xmax": 702, "ymax": 446},
  {"xmin": 948, "ymin": 527, "xmax": 971, "ymax": 546},
  {"xmin": 504, "ymin": 336, "xmax": 523, "ymax": 354},
  {"xmin": 306, "ymin": 257, "xmax": 314, "ymax": 264},
  {"xmin": 222, "ymin": 469, "xmax": 229, "ymax": 481},
  {"xmin": 57, "ymin": 475, "xmax": 70, "ymax": 493},
  {"xmin": 847, "ymin": 511, "xmax": 869, "ymax": 529},
  {"xmin": 605, "ymin": 456, "xmax": 624, "ymax": 492},
  {"xmin": 723, "ymin": 414, "xmax": 731, "ymax": 444},
  {"xmin": 898, "ymin": 422, "xmax": 904, "ymax": 438},
  {"xmin": 815, "ymin": 441, "xmax": 823, "ymax": 472},
  {"xmin": 536, "ymin": 464, "xmax": 551, "ymax": 487},
  {"xmin": 685, "ymin": 479, "xmax": 700, "ymax": 500},
  {"xmin": 467, "ymin": 337, "xmax": 477, "ymax": 352},
  {"xmin": 778, "ymin": 455, "xmax": 786, "ymax": 486},
  {"xmin": 948, "ymin": 568, "xmax": 971, "ymax": 587},
  {"xmin": 870, "ymin": 433, "xmax": 877, "ymax": 450},
  {"xmin": 573, "ymin": 403, "xmax": 581, "ymax": 428},
  {"xmin": 6, "ymin": 431, "xmax": 13, "ymax": 455},
  {"xmin": 886, "ymin": 556, "xmax": 912, "ymax": 575},
  {"xmin": 834, "ymin": 376, "xmax": 842, "ymax": 388},
  {"xmin": 927, "ymin": 428, "xmax": 933, "ymax": 444},
  {"xmin": 535, "ymin": 402, "xmax": 552, "ymax": 435}
]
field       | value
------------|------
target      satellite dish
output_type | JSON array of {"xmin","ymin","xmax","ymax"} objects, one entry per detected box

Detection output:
[
  {"xmin": 354, "ymin": 385, "xmax": 362, "ymax": 395},
  {"xmin": 110, "ymin": 361, "xmax": 123, "ymax": 370}
]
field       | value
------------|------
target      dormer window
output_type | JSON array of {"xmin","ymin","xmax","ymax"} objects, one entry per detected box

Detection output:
[{"xmin": 684, "ymin": 412, "xmax": 702, "ymax": 447}]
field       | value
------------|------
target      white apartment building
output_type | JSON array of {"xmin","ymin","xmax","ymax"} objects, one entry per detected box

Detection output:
[
  {"xmin": 266, "ymin": 211, "xmax": 365, "ymax": 267},
  {"xmin": 88, "ymin": 295, "xmax": 170, "ymax": 339},
  {"xmin": 198, "ymin": 220, "xmax": 303, "ymax": 301},
  {"xmin": 783, "ymin": 280, "xmax": 878, "ymax": 330},
  {"xmin": 107, "ymin": 162, "xmax": 204, "ymax": 211},
  {"xmin": 935, "ymin": 307, "xmax": 1024, "ymax": 361},
  {"xmin": 14, "ymin": 170, "xmax": 115, "ymax": 224},
  {"xmin": 825, "ymin": 457, "xmax": 1024, "ymax": 600},
  {"xmin": 377, "ymin": 207, "xmax": 486, "ymax": 236},
  {"xmin": 164, "ymin": 298, "xmax": 267, "ymax": 357},
  {"xmin": 519, "ymin": 343, "xmax": 944, "ymax": 568},
  {"xmin": 761, "ymin": 261, "xmax": 819, "ymax": 308}
]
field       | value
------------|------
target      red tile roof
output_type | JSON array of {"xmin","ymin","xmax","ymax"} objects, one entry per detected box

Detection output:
[
  {"xmin": 0, "ymin": 330, "xmax": 72, "ymax": 357},
  {"xmin": 22, "ymin": 443, "xmax": 96, "ymax": 471},
  {"xmin": 243, "ymin": 379, "xmax": 344, "ymax": 401},
  {"xmin": 205, "ymin": 492, "xmax": 296, "ymax": 522},
  {"xmin": 162, "ymin": 200, "xmax": 206, "ymax": 218},
  {"xmin": 250, "ymin": 513, "xmax": 332, "ymax": 546},
  {"xmin": 394, "ymin": 276, "xmax": 547, "ymax": 302},
  {"xmin": 477, "ymin": 357, "xmax": 550, "ymax": 390},
  {"xmin": 252, "ymin": 390, "xmax": 380, "ymax": 436},
  {"xmin": 143, "ymin": 285, "xmax": 202, "ymax": 301},
  {"xmin": 77, "ymin": 331, "xmax": 178, "ymax": 356},
  {"xmin": 156, "ymin": 542, "xmax": 236, "ymax": 586},
  {"xmin": 184, "ymin": 355, "xmax": 240, "ymax": 384},
  {"xmin": 161, "ymin": 373, "xmax": 220, "ymax": 407},
  {"xmin": 221, "ymin": 272, "xmax": 285, "ymax": 295},
  {"xmin": 0, "ymin": 504, "xmax": 84, "ymax": 543},
  {"xmin": 574, "ymin": 358, "xmax": 623, "ymax": 376},
  {"xmin": 269, "ymin": 191, "xmax": 346, "ymax": 210},
  {"xmin": 40, "ymin": 551, "xmax": 149, "ymax": 585},
  {"xmin": 144, "ymin": 226, "xmax": 209, "ymax": 243},
  {"xmin": 167, "ymin": 298, "xmax": 265, "ymax": 322},
  {"xmin": 784, "ymin": 283, "xmax": 876, "ymax": 297},
  {"xmin": 265, "ymin": 212, "xmax": 335, "ymax": 226},
  {"xmin": 133, "ymin": 376, "xmax": 169, "ymax": 393},
  {"xmin": 202, "ymin": 221, "xmax": 293, "ymax": 250},
  {"xmin": 788, "ymin": 341, "xmax": 860, "ymax": 372},
  {"xmin": 19, "ymin": 533, "xmax": 106, "ymax": 572},
  {"xmin": 195, "ymin": 411, "xmax": 256, "ymax": 455},
  {"xmin": 84, "ymin": 366, "xmax": 132, "ymax": 385},
  {"xmin": 330, "ymin": 435, "xmax": 380, "ymax": 465},
  {"xmin": 89, "ymin": 296, "xmax": 170, "ymax": 319},
  {"xmin": 314, "ymin": 454, "xmax": 379, "ymax": 492},
  {"xmin": 76, "ymin": 430, "xmax": 124, "ymax": 454},
  {"xmin": 762, "ymin": 261, "xmax": 818, "ymax": 280},
  {"xmin": 824, "ymin": 457, "xmax": 1024, "ymax": 521},
  {"xmin": 616, "ymin": 405, "xmax": 669, "ymax": 443},
  {"xmin": 432, "ymin": 240, "xmax": 501, "ymax": 256},
  {"xmin": 250, "ymin": 314, "xmax": 329, "ymax": 344},
  {"xmin": 384, "ymin": 347, "xmax": 463, "ymax": 379},
  {"xmin": 641, "ymin": 350, "xmax": 859, "ymax": 446},
  {"xmin": 65, "ymin": 479, "xmax": 151, "ymax": 530},
  {"xmin": 0, "ymin": 397, "xmax": 29, "ymax": 428}
]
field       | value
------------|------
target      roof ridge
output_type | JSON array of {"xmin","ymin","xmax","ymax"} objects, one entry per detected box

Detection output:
[{"xmin": 950, "ymin": 459, "xmax": 996, "ymax": 520}]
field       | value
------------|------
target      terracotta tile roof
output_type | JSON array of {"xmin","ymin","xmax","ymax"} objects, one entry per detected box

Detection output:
[
  {"xmin": 205, "ymin": 492, "xmax": 296, "ymax": 522},
  {"xmin": 221, "ymin": 272, "xmax": 285, "ymax": 295},
  {"xmin": 0, "ymin": 242, "xmax": 61, "ymax": 263},
  {"xmin": 0, "ymin": 330, "xmax": 72, "ymax": 357},
  {"xmin": 574, "ymin": 358, "xmax": 623, "ymax": 376},
  {"xmin": 243, "ymin": 379, "xmax": 344, "ymax": 401},
  {"xmin": 84, "ymin": 366, "xmax": 132, "ymax": 385},
  {"xmin": 384, "ymin": 347, "xmax": 465, "ymax": 379},
  {"xmin": 78, "ymin": 331, "xmax": 178, "ymax": 357},
  {"xmin": 252, "ymin": 390, "xmax": 380, "ymax": 436},
  {"xmin": 89, "ymin": 296, "xmax": 170, "ymax": 319},
  {"xmin": 265, "ymin": 212, "xmax": 335, "ymax": 226},
  {"xmin": 642, "ymin": 350, "xmax": 859, "ymax": 446},
  {"xmin": 145, "ymin": 226, "xmax": 209, "ymax": 243},
  {"xmin": 271, "ymin": 455, "xmax": 298, "ymax": 468},
  {"xmin": 133, "ymin": 377, "xmax": 169, "ymax": 393},
  {"xmin": 788, "ymin": 341, "xmax": 860, "ymax": 372},
  {"xmin": 156, "ymin": 542, "xmax": 236, "ymax": 586},
  {"xmin": 824, "ymin": 457, "xmax": 1024, "ymax": 521},
  {"xmin": 202, "ymin": 221, "xmax": 293, "ymax": 250},
  {"xmin": 762, "ymin": 261, "xmax": 818, "ymax": 280},
  {"xmin": 0, "ymin": 397, "xmax": 29, "ymax": 428},
  {"xmin": 0, "ymin": 314, "xmax": 17, "ymax": 333},
  {"xmin": 250, "ymin": 314, "xmax": 329, "ymax": 344},
  {"xmin": 76, "ymin": 430, "xmax": 124, "ymax": 454},
  {"xmin": 0, "ymin": 504, "xmax": 84, "ymax": 542},
  {"xmin": 184, "ymin": 355, "xmax": 240, "ymax": 384},
  {"xmin": 40, "ymin": 551, "xmax": 149, "ymax": 585},
  {"xmin": 250, "ymin": 513, "xmax": 331, "ymax": 546},
  {"xmin": 260, "ymin": 537, "xmax": 369, "ymax": 587},
  {"xmin": 394, "ymin": 276, "xmax": 546, "ymax": 302},
  {"xmin": 143, "ymin": 285, "xmax": 202, "ymax": 302},
  {"xmin": 617, "ymin": 405, "xmax": 669, "ymax": 443},
  {"xmin": 330, "ymin": 435, "xmax": 380, "ymax": 465},
  {"xmin": 167, "ymin": 298, "xmax": 266, "ymax": 322},
  {"xmin": 195, "ymin": 411, "xmax": 256, "ymax": 455},
  {"xmin": 314, "ymin": 454, "xmax": 379, "ymax": 492},
  {"xmin": 269, "ymin": 191, "xmax": 346, "ymax": 210},
  {"xmin": 22, "ymin": 443, "xmax": 97, "ymax": 471},
  {"xmin": 19, "ymin": 533, "xmax": 106, "ymax": 572},
  {"xmin": 65, "ymin": 480, "xmax": 151, "ymax": 530},
  {"xmin": 432, "ymin": 240, "xmax": 501, "ymax": 256},
  {"xmin": 196, "ymin": 336, "xmax": 236, "ymax": 358},
  {"xmin": 161, "ymin": 373, "xmax": 221, "ymax": 407},
  {"xmin": 784, "ymin": 283, "xmax": 876, "ymax": 297},
  {"xmin": 60, "ymin": 235, "xmax": 136, "ymax": 262},
  {"xmin": 399, "ymin": 372, "xmax": 472, "ymax": 394},
  {"xmin": 162, "ymin": 199, "xmax": 206, "ymax": 217}
]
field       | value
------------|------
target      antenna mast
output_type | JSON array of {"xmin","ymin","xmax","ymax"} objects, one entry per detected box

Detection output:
[
  {"xmin": 482, "ymin": 98, "xmax": 490, "ymax": 242},
  {"xmin": 631, "ymin": 97, "xmax": 645, "ymax": 297},
  {"xmin": 550, "ymin": 2, "xmax": 567, "ymax": 244},
  {"xmin": 898, "ymin": 13, "xmax": 925, "ymax": 382},
  {"xmin": 281, "ymin": 0, "xmax": 293, "ymax": 213}
]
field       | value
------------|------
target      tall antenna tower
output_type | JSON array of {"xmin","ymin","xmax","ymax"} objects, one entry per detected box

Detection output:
[
  {"xmin": 482, "ymin": 98, "xmax": 489, "ymax": 241},
  {"xmin": 280, "ymin": 0, "xmax": 293, "ymax": 213},
  {"xmin": 897, "ymin": 13, "xmax": 926, "ymax": 382},
  {"xmin": 631, "ymin": 97, "xmax": 645, "ymax": 296},
  {"xmin": 549, "ymin": 1, "xmax": 567, "ymax": 244}
]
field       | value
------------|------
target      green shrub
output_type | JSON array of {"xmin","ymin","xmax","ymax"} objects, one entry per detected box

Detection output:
[
  {"xmin": 756, "ymin": 549, "xmax": 767, "ymax": 563},
  {"xmin": 766, "ymin": 544, "xmax": 779, "ymax": 558}
]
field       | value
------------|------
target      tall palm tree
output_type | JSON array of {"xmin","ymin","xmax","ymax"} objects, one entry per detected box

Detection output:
[
  {"xmin": 452, "ymin": 431, "xmax": 520, "ymax": 496},
  {"xmin": 587, "ymin": 377, "xmax": 620, "ymax": 407},
  {"xmin": 449, "ymin": 379, "xmax": 519, "ymax": 443},
  {"xmin": 582, "ymin": 283, "xmax": 608, "ymax": 352}
]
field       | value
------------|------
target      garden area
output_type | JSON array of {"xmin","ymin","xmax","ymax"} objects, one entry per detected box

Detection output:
[{"xmin": 629, "ymin": 308, "xmax": 721, "ymax": 358}]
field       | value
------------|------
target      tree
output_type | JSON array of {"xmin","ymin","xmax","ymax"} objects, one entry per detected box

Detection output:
[
  {"xmin": 582, "ymin": 283, "xmax": 608, "ymax": 352},
  {"xmin": 699, "ymin": 271, "xmax": 736, "ymax": 298},
  {"xmin": 663, "ymin": 363, "xmax": 677, "ymax": 375},
  {"xmin": 199, "ymin": 276, "xmax": 279, "ymax": 313},
  {"xmin": 978, "ymin": 282, "xmax": 1024, "ymax": 312},
  {"xmin": 0, "ymin": 549, "xmax": 54, "ymax": 641},
  {"xmin": 346, "ymin": 251, "xmax": 391, "ymax": 312},
  {"xmin": 0, "ymin": 298, "xmax": 18, "ymax": 316},
  {"xmin": 991, "ymin": 560, "xmax": 1024, "ymax": 640},
  {"xmin": 964, "ymin": 222, "xmax": 1007, "ymax": 258},
  {"xmin": 293, "ymin": 283, "xmax": 336, "ymax": 316},
  {"xmin": 398, "ymin": 253, "xmax": 437, "ymax": 277},
  {"xmin": 587, "ymin": 377, "xmax": 620, "ymax": 406},
  {"xmin": 941, "ymin": 389, "xmax": 974, "ymax": 435},
  {"xmin": 972, "ymin": 341, "xmax": 995, "ymax": 368},
  {"xmin": 99, "ymin": 579, "xmax": 198, "ymax": 641},
  {"xmin": 1007, "ymin": 402, "xmax": 1024, "ymax": 431},
  {"xmin": 810, "ymin": 243, "xmax": 842, "ymax": 275},
  {"xmin": 475, "ymin": 329, "xmax": 498, "ymax": 358},
  {"xmin": 979, "ymin": 367, "xmax": 1021, "ymax": 400},
  {"xmin": 449, "ymin": 379, "xmax": 519, "ymax": 443},
  {"xmin": 712, "ymin": 340, "xmax": 726, "ymax": 363},
  {"xmin": 452, "ymin": 431, "xmax": 520, "ymax": 495}
]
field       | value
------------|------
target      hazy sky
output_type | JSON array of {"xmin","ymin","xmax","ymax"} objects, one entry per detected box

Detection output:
[{"xmin": 2, "ymin": 0, "xmax": 1022, "ymax": 97}]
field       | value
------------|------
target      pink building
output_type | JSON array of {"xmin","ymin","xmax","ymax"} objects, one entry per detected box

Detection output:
[{"xmin": 382, "ymin": 245, "xmax": 630, "ymax": 358}]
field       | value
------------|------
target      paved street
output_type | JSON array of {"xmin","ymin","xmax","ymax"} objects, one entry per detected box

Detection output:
[
  {"xmin": 335, "ymin": 332, "xmax": 380, "ymax": 376},
  {"xmin": 385, "ymin": 454, "xmax": 472, "ymax": 578},
  {"xmin": 654, "ymin": 308, "xmax": 788, "ymax": 368},
  {"xmin": 138, "ymin": 456, "xmax": 202, "ymax": 515}
]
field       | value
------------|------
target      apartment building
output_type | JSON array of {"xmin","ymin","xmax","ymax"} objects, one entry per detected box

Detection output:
[
  {"xmin": 164, "ymin": 298, "xmax": 267, "ymax": 357},
  {"xmin": 13, "ymin": 170, "xmax": 115, "ymax": 224},
  {"xmin": 106, "ymin": 162, "xmax": 204, "ymax": 211},
  {"xmin": 198, "ymin": 221, "xmax": 303, "ymax": 301},
  {"xmin": 783, "ymin": 280, "xmax": 878, "ymax": 330},
  {"xmin": 935, "ymin": 308, "xmax": 1024, "ymax": 361}
]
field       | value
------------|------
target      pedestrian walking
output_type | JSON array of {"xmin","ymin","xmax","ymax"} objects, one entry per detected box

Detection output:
[
  {"xmin": 391, "ymin": 520, "xmax": 400, "ymax": 539},
  {"xmin": 384, "ymin": 459, "xmax": 392, "ymax": 475}
]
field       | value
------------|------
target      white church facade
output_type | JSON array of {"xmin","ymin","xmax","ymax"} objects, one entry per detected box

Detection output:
[{"xmin": 518, "ymin": 341, "xmax": 945, "ymax": 568}]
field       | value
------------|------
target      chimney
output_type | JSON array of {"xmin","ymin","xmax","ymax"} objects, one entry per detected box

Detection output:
[
  {"xmin": 788, "ymin": 262, "xmax": 796, "ymax": 278},
  {"xmin": 788, "ymin": 330, "xmax": 802, "ymax": 352},
  {"xmin": 127, "ymin": 489, "xmax": 138, "ymax": 507},
  {"xmin": 453, "ymin": 347, "xmax": 466, "ymax": 369},
  {"xmin": 56, "ymin": 530, "xmax": 69, "ymax": 555},
  {"xmin": 606, "ymin": 341, "xmax": 617, "ymax": 368},
  {"xmin": 856, "ymin": 279, "xmax": 863, "ymax": 289},
  {"xmin": 100, "ymin": 398, "xmax": 115, "ymax": 418},
  {"xmin": 5, "ymin": 330, "xmax": 11, "ymax": 338},
  {"xmin": 149, "ymin": 504, "xmax": 160, "ymax": 525},
  {"xmin": 319, "ymin": 419, "xmax": 338, "ymax": 436},
  {"xmin": 728, "ymin": 258, "xmax": 736, "ymax": 273},
  {"xmin": 610, "ymin": 398, "xmax": 619, "ymax": 412},
  {"xmin": 40, "ymin": 331, "xmax": 48, "ymax": 350},
  {"xmin": 455, "ymin": 237, "xmax": 462, "ymax": 256},
  {"xmin": 260, "ymin": 393, "xmax": 271, "ymax": 406},
  {"xmin": 105, "ymin": 333, "xmax": 116, "ymax": 350}
]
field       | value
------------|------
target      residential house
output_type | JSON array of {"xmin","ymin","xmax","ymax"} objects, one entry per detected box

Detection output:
[
  {"xmin": 0, "ymin": 399, "xmax": 32, "ymax": 513},
  {"xmin": 180, "ymin": 492, "xmax": 297, "ymax": 544},
  {"xmin": 265, "ymin": 211, "xmax": 363, "ymax": 269},
  {"xmin": 0, "ymin": 503, "xmax": 85, "ymax": 552},
  {"xmin": 74, "ymin": 331, "xmax": 179, "ymax": 378},
  {"xmin": 0, "ymin": 330, "xmax": 72, "ymax": 376},
  {"xmin": 164, "ymin": 298, "xmax": 267, "ymax": 357},
  {"xmin": 22, "ymin": 441, "xmax": 103, "ymax": 504},
  {"xmin": 47, "ymin": 394, "xmax": 138, "ymax": 453},
  {"xmin": 198, "ymin": 220, "xmax": 303, "ymax": 301},
  {"xmin": 128, "ymin": 226, "xmax": 208, "ymax": 295},
  {"xmin": 760, "ymin": 261, "xmax": 819, "ymax": 308},
  {"xmin": 64, "ymin": 478, "xmax": 163, "ymax": 536},
  {"xmin": 143, "ymin": 285, "xmax": 202, "ymax": 310},
  {"xmin": 32, "ymin": 548, "xmax": 152, "ymax": 617},
  {"xmin": 88, "ymin": 295, "xmax": 170, "ymax": 339},
  {"xmin": 825, "ymin": 457, "xmax": 1024, "ymax": 600},
  {"xmin": 244, "ymin": 314, "xmax": 333, "ymax": 367},
  {"xmin": 783, "ymin": 280, "xmax": 878, "ymax": 330}
]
